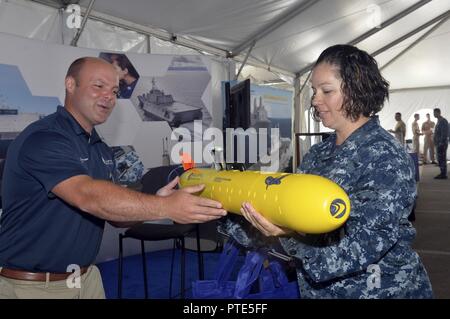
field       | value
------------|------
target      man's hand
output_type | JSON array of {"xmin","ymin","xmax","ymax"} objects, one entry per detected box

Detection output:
[
  {"xmin": 159, "ymin": 184, "xmax": 227, "ymax": 224},
  {"xmin": 156, "ymin": 176, "xmax": 179, "ymax": 197},
  {"xmin": 240, "ymin": 202, "xmax": 294, "ymax": 237}
]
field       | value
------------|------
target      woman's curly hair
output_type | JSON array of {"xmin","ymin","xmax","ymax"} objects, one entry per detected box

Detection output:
[{"xmin": 310, "ymin": 45, "xmax": 389, "ymax": 122}]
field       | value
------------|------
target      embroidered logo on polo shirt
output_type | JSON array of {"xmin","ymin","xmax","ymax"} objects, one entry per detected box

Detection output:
[{"xmin": 102, "ymin": 157, "xmax": 113, "ymax": 165}]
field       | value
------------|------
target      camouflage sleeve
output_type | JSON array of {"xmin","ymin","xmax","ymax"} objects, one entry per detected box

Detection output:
[
  {"xmin": 281, "ymin": 143, "xmax": 416, "ymax": 283},
  {"xmin": 218, "ymin": 215, "xmax": 279, "ymax": 249},
  {"xmin": 297, "ymin": 142, "xmax": 321, "ymax": 173},
  {"xmin": 434, "ymin": 119, "xmax": 449, "ymax": 146}
]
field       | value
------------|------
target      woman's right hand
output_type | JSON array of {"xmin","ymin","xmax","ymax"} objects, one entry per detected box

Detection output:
[{"xmin": 240, "ymin": 202, "xmax": 294, "ymax": 237}]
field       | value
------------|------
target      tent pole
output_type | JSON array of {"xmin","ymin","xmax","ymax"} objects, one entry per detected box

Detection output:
[
  {"xmin": 372, "ymin": 10, "xmax": 450, "ymax": 57},
  {"xmin": 32, "ymin": 0, "xmax": 295, "ymax": 77},
  {"xmin": 298, "ymin": 71, "xmax": 312, "ymax": 96},
  {"xmin": 390, "ymin": 85, "xmax": 450, "ymax": 93},
  {"xmin": 232, "ymin": 55, "xmax": 295, "ymax": 78},
  {"xmin": 231, "ymin": 0, "xmax": 321, "ymax": 57},
  {"xmin": 70, "ymin": 0, "xmax": 96, "ymax": 47},
  {"xmin": 348, "ymin": 0, "xmax": 432, "ymax": 46},
  {"xmin": 293, "ymin": 76, "xmax": 301, "ymax": 171},
  {"xmin": 146, "ymin": 34, "xmax": 151, "ymax": 54},
  {"xmin": 235, "ymin": 41, "xmax": 255, "ymax": 80},
  {"xmin": 380, "ymin": 13, "xmax": 450, "ymax": 71},
  {"xmin": 32, "ymin": 0, "xmax": 229, "ymax": 57},
  {"xmin": 295, "ymin": 0, "xmax": 432, "ymax": 78}
]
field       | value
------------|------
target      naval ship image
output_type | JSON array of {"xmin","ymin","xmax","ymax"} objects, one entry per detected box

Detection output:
[
  {"xmin": 248, "ymin": 96, "xmax": 292, "ymax": 172},
  {"xmin": 137, "ymin": 78, "xmax": 203, "ymax": 127},
  {"xmin": 251, "ymin": 96, "xmax": 271, "ymax": 130}
]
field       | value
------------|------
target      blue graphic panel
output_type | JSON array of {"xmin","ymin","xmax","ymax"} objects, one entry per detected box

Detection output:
[{"xmin": 0, "ymin": 64, "xmax": 60, "ymax": 115}]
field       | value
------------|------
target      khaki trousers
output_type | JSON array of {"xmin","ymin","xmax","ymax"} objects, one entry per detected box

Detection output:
[
  {"xmin": 413, "ymin": 135, "xmax": 420, "ymax": 155},
  {"xmin": 0, "ymin": 265, "xmax": 105, "ymax": 299},
  {"xmin": 423, "ymin": 134, "xmax": 435, "ymax": 163}
]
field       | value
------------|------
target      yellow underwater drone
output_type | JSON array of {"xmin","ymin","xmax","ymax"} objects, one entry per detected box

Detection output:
[{"xmin": 179, "ymin": 168, "xmax": 350, "ymax": 234}]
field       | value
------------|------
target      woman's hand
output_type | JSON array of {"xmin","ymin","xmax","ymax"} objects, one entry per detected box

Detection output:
[{"xmin": 240, "ymin": 202, "xmax": 293, "ymax": 237}]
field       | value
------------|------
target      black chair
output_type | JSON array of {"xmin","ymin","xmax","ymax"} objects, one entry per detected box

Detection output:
[{"xmin": 118, "ymin": 165, "xmax": 204, "ymax": 299}]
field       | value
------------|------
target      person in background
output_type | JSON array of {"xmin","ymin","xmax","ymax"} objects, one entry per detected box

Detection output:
[
  {"xmin": 220, "ymin": 44, "xmax": 433, "ymax": 299},
  {"xmin": 109, "ymin": 54, "xmax": 139, "ymax": 99},
  {"xmin": 421, "ymin": 113, "xmax": 436, "ymax": 165},
  {"xmin": 0, "ymin": 57, "xmax": 226, "ymax": 299},
  {"xmin": 433, "ymin": 108, "xmax": 448, "ymax": 179},
  {"xmin": 389, "ymin": 112, "xmax": 406, "ymax": 146},
  {"xmin": 412, "ymin": 113, "xmax": 423, "ymax": 158}
]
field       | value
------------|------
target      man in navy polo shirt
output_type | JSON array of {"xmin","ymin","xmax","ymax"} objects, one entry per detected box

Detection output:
[{"xmin": 0, "ymin": 57, "xmax": 226, "ymax": 299}]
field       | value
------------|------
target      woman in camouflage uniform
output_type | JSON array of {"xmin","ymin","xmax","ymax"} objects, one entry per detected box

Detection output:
[{"xmin": 220, "ymin": 45, "xmax": 433, "ymax": 299}]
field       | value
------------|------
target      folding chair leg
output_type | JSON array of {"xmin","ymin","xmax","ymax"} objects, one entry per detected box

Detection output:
[
  {"xmin": 180, "ymin": 237, "xmax": 186, "ymax": 299},
  {"xmin": 141, "ymin": 240, "xmax": 149, "ymax": 299},
  {"xmin": 118, "ymin": 234, "xmax": 124, "ymax": 299},
  {"xmin": 195, "ymin": 225, "xmax": 204, "ymax": 280},
  {"xmin": 169, "ymin": 239, "xmax": 176, "ymax": 299}
]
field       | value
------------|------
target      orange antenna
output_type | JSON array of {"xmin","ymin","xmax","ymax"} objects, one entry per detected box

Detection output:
[{"xmin": 180, "ymin": 152, "xmax": 195, "ymax": 170}]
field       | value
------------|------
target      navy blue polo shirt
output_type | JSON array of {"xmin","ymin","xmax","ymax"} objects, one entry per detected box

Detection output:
[{"xmin": 0, "ymin": 106, "xmax": 115, "ymax": 272}]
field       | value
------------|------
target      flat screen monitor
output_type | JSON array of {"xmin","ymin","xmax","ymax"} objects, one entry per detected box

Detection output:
[
  {"xmin": 223, "ymin": 79, "xmax": 251, "ymax": 130},
  {"xmin": 223, "ymin": 79, "xmax": 252, "ymax": 168}
]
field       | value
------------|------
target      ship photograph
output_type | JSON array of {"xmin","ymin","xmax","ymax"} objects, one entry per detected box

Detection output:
[
  {"xmin": 247, "ymin": 92, "xmax": 293, "ymax": 173},
  {"xmin": 136, "ymin": 77, "xmax": 203, "ymax": 127},
  {"xmin": 0, "ymin": 64, "xmax": 60, "ymax": 141},
  {"xmin": 130, "ymin": 56, "xmax": 212, "ymax": 136}
]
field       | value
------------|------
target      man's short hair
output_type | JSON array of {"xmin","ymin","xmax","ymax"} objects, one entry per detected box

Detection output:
[
  {"xmin": 66, "ymin": 57, "xmax": 89, "ymax": 83},
  {"xmin": 434, "ymin": 108, "xmax": 441, "ymax": 115}
]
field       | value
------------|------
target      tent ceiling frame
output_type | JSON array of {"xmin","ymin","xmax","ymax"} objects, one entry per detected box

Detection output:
[
  {"xmin": 30, "ymin": 0, "xmax": 230, "ymax": 56},
  {"xmin": 295, "ymin": 0, "xmax": 432, "ymax": 78},
  {"xmin": 29, "ymin": 0, "xmax": 296, "ymax": 78},
  {"xmin": 230, "ymin": 0, "xmax": 321, "ymax": 57},
  {"xmin": 235, "ymin": 41, "xmax": 256, "ymax": 80},
  {"xmin": 29, "ymin": 0, "xmax": 71, "ymax": 8},
  {"xmin": 372, "ymin": 10, "xmax": 450, "ymax": 57},
  {"xmin": 233, "ymin": 54, "xmax": 295, "ymax": 78},
  {"xmin": 347, "ymin": 0, "xmax": 432, "ymax": 46},
  {"xmin": 390, "ymin": 85, "xmax": 450, "ymax": 93},
  {"xmin": 380, "ymin": 12, "xmax": 450, "ymax": 71}
]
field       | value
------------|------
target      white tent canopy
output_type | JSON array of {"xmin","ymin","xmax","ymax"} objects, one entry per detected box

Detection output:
[
  {"xmin": 2, "ymin": 0, "xmax": 449, "ymax": 135},
  {"xmin": 15, "ymin": 0, "xmax": 450, "ymax": 89},
  {"xmin": 1, "ymin": 0, "xmax": 449, "ymax": 87}
]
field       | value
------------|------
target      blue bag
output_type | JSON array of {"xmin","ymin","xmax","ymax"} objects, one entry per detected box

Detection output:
[
  {"xmin": 192, "ymin": 240, "xmax": 299, "ymax": 299},
  {"xmin": 191, "ymin": 239, "xmax": 240, "ymax": 299}
]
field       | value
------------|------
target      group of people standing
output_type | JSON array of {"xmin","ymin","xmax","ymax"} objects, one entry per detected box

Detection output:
[{"xmin": 390, "ymin": 109, "xmax": 449, "ymax": 179}]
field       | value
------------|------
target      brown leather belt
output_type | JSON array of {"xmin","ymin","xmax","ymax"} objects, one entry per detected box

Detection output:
[{"xmin": 0, "ymin": 266, "xmax": 89, "ymax": 282}]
